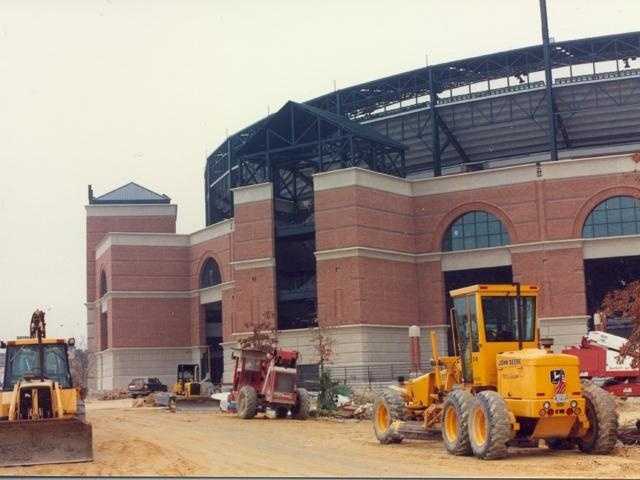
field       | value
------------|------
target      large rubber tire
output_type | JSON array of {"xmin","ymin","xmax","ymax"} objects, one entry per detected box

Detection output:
[
  {"xmin": 468, "ymin": 390, "xmax": 513, "ymax": 460},
  {"xmin": 577, "ymin": 382, "xmax": 618, "ymax": 454},
  {"xmin": 373, "ymin": 389, "xmax": 405, "ymax": 444},
  {"xmin": 237, "ymin": 386, "xmax": 258, "ymax": 419},
  {"xmin": 275, "ymin": 406, "xmax": 289, "ymax": 419},
  {"xmin": 291, "ymin": 388, "xmax": 310, "ymax": 420},
  {"xmin": 441, "ymin": 389, "xmax": 474, "ymax": 456}
]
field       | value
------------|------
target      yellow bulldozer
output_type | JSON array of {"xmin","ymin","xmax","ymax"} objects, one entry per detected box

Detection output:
[
  {"xmin": 373, "ymin": 284, "xmax": 618, "ymax": 459},
  {"xmin": 170, "ymin": 363, "xmax": 219, "ymax": 412},
  {"xmin": 0, "ymin": 310, "xmax": 93, "ymax": 467}
]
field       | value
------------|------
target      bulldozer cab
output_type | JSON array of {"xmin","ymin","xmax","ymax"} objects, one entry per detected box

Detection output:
[
  {"xmin": 176, "ymin": 364, "xmax": 200, "ymax": 384},
  {"xmin": 450, "ymin": 284, "xmax": 539, "ymax": 387}
]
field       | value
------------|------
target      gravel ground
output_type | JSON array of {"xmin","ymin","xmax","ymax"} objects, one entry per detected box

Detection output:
[{"xmin": 2, "ymin": 398, "xmax": 640, "ymax": 477}]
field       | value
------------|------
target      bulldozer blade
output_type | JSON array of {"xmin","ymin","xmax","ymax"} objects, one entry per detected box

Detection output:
[
  {"xmin": 172, "ymin": 395, "xmax": 220, "ymax": 412},
  {"xmin": 0, "ymin": 418, "xmax": 93, "ymax": 468}
]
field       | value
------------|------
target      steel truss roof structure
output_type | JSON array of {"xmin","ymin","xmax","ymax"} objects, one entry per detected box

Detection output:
[{"xmin": 205, "ymin": 31, "xmax": 640, "ymax": 225}]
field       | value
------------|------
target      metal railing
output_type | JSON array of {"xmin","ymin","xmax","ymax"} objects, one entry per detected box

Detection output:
[{"xmin": 327, "ymin": 363, "xmax": 427, "ymax": 385}]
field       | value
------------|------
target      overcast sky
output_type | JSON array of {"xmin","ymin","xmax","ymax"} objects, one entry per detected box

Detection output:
[{"xmin": 0, "ymin": 0, "xmax": 638, "ymax": 344}]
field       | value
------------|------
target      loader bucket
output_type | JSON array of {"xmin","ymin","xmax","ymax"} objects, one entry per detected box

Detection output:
[
  {"xmin": 0, "ymin": 418, "xmax": 93, "ymax": 467},
  {"xmin": 172, "ymin": 395, "xmax": 220, "ymax": 412}
]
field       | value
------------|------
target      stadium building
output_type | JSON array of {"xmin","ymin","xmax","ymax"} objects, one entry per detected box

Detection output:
[{"xmin": 86, "ymin": 32, "xmax": 640, "ymax": 390}]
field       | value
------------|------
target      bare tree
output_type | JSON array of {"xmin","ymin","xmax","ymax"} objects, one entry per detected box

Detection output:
[
  {"xmin": 69, "ymin": 348, "xmax": 92, "ymax": 398},
  {"xmin": 310, "ymin": 324, "xmax": 335, "ymax": 374},
  {"xmin": 238, "ymin": 310, "xmax": 278, "ymax": 353},
  {"xmin": 600, "ymin": 280, "xmax": 640, "ymax": 368},
  {"xmin": 310, "ymin": 324, "xmax": 341, "ymax": 411}
]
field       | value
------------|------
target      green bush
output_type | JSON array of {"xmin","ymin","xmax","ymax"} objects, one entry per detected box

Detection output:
[
  {"xmin": 333, "ymin": 383, "xmax": 352, "ymax": 397},
  {"xmin": 317, "ymin": 370, "xmax": 340, "ymax": 411}
]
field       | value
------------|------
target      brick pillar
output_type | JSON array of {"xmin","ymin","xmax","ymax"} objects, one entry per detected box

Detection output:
[
  {"xmin": 313, "ymin": 171, "xmax": 418, "ymax": 328},
  {"xmin": 511, "ymin": 246, "xmax": 588, "ymax": 349},
  {"xmin": 230, "ymin": 183, "xmax": 277, "ymax": 333},
  {"xmin": 85, "ymin": 202, "xmax": 177, "ymax": 389},
  {"xmin": 417, "ymin": 259, "xmax": 446, "ymax": 326}
]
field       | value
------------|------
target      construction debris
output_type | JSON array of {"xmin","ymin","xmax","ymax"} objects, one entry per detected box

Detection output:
[
  {"xmin": 99, "ymin": 389, "xmax": 129, "ymax": 400},
  {"xmin": 619, "ymin": 425, "xmax": 640, "ymax": 445}
]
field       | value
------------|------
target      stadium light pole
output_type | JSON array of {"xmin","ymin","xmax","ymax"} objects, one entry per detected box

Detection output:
[{"xmin": 539, "ymin": 0, "xmax": 558, "ymax": 161}]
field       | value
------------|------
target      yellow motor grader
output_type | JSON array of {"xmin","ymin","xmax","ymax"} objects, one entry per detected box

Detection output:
[
  {"xmin": 373, "ymin": 284, "xmax": 618, "ymax": 459},
  {"xmin": 0, "ymin": 310, "xmax": 93, "ymax": 467}
]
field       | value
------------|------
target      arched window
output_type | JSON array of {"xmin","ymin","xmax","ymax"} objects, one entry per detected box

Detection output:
[
  {"xmin": 200, "ymin": 258, "xmax": 222, "ymax": 288},
  {"xmin": 442, "ymin": 210, "xmax": 510, "ymax": 251},
  {"xmin": 583, "ymin": 196, "xmax": 640, "ymax": 238},
  {"xmin": 99, "ymin": 271, "xmax": 107, "ymax": 297}
]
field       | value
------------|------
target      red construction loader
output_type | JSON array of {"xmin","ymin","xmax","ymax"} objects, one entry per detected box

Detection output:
[
  {"xmin": 228, "ymin": 347, "xmax": 310, "ymax": 419},
  {"xmin": 563, "ymin": 330, "xmax": 640, "ymax": 397}
]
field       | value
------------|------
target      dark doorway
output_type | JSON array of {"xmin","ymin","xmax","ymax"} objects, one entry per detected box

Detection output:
[
  {"xmin": 203, "ymin": 302, "xmax": 223, "ymax": 384},
  {"xmin": 584, "ymin": 256, "xmax": 640, "ymax": 336},
  {"xmin": 443, "ymin": 265, "xmax": 513, "ymax": 353}
]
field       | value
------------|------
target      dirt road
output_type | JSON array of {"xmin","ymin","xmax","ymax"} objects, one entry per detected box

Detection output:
[{"xmin": 3, "ymin": 399, "xmax": 640, "ymax": 477}]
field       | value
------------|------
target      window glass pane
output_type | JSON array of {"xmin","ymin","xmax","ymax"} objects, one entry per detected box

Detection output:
[
  {"xmin": 200, "ymin": 258, "xmax": 221, "ymax": 288},
  {"xmin": 482, "ymin": 296, "xmax": 536, "ymax": 342},
  {"xmin": 488, "ymin": 221, "xmax": 501, "ymax": 234},
  {"xmin": 607, "ymin": 209, "xmax": 622, "ymax": 222},
  {"xmin": 442, "ymin": 211, "xmax": 509, "ymax": 251},
  {"xmin": 583, "ymin": 196, "xmax": 640, "ymax": 239},
  {"xmin": 622, "ymin": 222, "xmax": 637, "ymax": 235},
  {"xmin": 464, "ymin": 224, "xmax": 476, "ymax": 237},
  {"xmin": 622, "ymin": 208, "xmax": 636, "ymax": 222},
  {"xmin": 592, "ymin": 210, "xmax": 607, "ymax": 224},
  {"xmin": 475, "ymin": 211, "xmax": 488, "ymax": 222},
  {"xmin": 606, "ymin": 197, "xmax": 621, "ymax": 209},
  {"xmin": 594, "ymin": 224, "xmax": 608, "ymax": 237},
  {"xmin": 476, "ymin": 236, "xmax": 489, "ymax": 248},
  {"xmin": 620, "ymin": 196, "xmax": 635, "ymax": 208},
  {"xmin": 488, "ymin": 234, "xmax": 502, "ymax": 247},
  {"xmin": 608, "ymin": 223, "xmax": 623, "ymax": 236}
]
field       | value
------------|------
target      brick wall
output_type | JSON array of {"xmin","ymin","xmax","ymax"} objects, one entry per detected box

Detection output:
[
  {"xmin": 109, "ymin": 297, "xmax": 192, "ymax": 348},
  {"xmin": 106, "ymin": 245, "xmax": 190, "ymax": 291},
  {"xmin": 313, "ymin": 158, "xmax": 640, "ymax": 335},
  {"xmin": 230, "ymin": 184, "xmax": 277, "ymax": 333},
  {"xmin": 315, "ymin": 186, "xmax": 415, "ymax": 252},
  {"xmin": 86, "ymin": 214, "xmax": 176, "ymax": 302}
]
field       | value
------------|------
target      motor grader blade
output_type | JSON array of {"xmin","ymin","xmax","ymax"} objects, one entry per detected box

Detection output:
[
  {"xmin": 171, "ymin": 395, "xmax": 220, "ymax": 412},
  {"xmin": 0, "ymin": 418, "xmax": 93, "ymax": 467},
  {"xmin": 393, "ymin": 420, "xmax": 440, "ymax": 440}
]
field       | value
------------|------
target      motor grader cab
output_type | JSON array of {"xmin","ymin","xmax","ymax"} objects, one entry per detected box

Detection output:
[
  {"xmin": 0, "ymin": 310, "xmax": 93, "ymax": 467},
  {"xmin": 373, "ymin": 284, "xmax": 618, "ymax": 459},
  {"xmin": 170, "ymin": 364, "xmax": 218, "ymax": 412}
]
